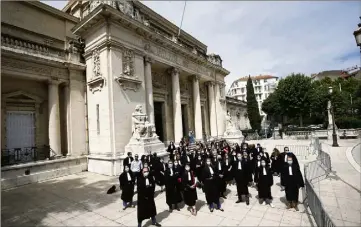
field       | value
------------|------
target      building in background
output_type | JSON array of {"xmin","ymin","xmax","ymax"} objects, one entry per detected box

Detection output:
[
  {"xmin": 311, "ymin": 66, "xmax": 360, "ymax": 81},
  {"xmin": 227, "ymin": 75, "xmax": 278, "ymax": 118}
]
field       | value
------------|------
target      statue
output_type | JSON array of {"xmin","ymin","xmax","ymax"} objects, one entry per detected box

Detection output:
[
  {"xmin": 131, "ymin": 105, "xmax": 157, "ymax": 140},
  {"xmin": 226, "ymin": 111, "xmax": 233, "ymax": 130}
]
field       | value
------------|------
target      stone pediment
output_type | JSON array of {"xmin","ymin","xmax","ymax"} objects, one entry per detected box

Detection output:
[{"xmin": 3, "ymin": 91, "xmax": 43, "ymax": 103}]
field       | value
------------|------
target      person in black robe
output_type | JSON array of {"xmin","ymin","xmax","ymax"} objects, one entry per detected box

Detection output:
[
  {"xmin": 154, "ymin": 158, "xmax": 166, "ymax": 192},
  {"xmin": 182, "ymin": 163, "xmax": 198, "ymax": 215},
  {"xmin": 167, "ymin": 142, "xmax": 176, "ymax": 160},
  {"xmin": 270, "ymin": 148, "xmax": 281, "ymax": 176},
  {"xmin": 257, "ymin": 159, "xmax": 274, "ymax": 207},
  {"xmin": 195, "ymin": 155, "xmax": 204, "ymax": 181},
  {"xmin": 223, "ymin": 153, "xmax": 233, "ymax": 185},
  {"xmin": 123, "ymin": 152, "xmax": 134, "ymax": 169},
  {"xmin": 253, "ymin": 154, "xmax": 263, "ymax": 188},
  {"xmin": 119, "ymin": 166, "xmax": 135, "ymax": 210},
  {"xmin": 214, "ymin": 155, "xmax": 227, "ymax": 199},
  {"xmin": 279, "ymin": 147, "xmax": 300, "ymax": 191},
  {"xmin": 242, "ymin": 152, "xmax": 253, "ymax": 187},
  {"xmin": 256, "ymin": 143, "xmax": 263, "ymax": 153},
  {"xmin": 283, "ymin": 156, "xmax": 304, "ymax": 211},
  {"xmin": 164, "ymin": 161, "xmax": 182, "ymax": 212},
  {"xmin": 137, "ymin": 168, "xmax": 161, "ymax": 227},
  {"xmin": 233, "ymin": 154, "xmax": 250, "ymax": 205},
  {"xmin": 202, "ymin": 158, "xmax": 224, "ymax": 212}
]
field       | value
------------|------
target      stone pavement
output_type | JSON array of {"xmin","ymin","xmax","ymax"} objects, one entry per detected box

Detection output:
[
  {"xmin": 312, "ymin": 140, "xmax": 361, "ymax": 226},
  {"xmin": 351, "ymin": 143, "xmax": 361, "ymax": 166},
  {"xmin": 2, "ymin": 169, "xmax": 315, "ymax": 227}
]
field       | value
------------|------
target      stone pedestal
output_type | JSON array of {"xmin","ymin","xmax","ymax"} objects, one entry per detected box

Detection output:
[
  {"xmin": 223, "ymin": 128, "xmax": 244, "ymax": 144},
  {"xmin": 125, "ymin": 137, "xmax": 165, "ymax": 156},
  {"xmin": 273, "ymin": 128, "xmax": 282, "ymax": 139}
]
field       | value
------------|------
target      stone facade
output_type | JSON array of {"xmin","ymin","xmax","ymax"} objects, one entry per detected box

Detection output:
[
  {"xmin": 226, "ymin": 97, "xmax": 251, "ymax": 130},
  {"xmin": 1, "ymin": 1, "xmax": 235, "ymax": 178}
]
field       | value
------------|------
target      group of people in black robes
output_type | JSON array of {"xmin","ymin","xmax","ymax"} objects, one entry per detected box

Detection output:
[{"xmin": 119, "ymin": 139, "xmax": 305, "ymax": 227}]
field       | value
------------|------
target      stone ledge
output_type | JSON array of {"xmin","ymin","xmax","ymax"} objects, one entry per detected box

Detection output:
[{"xmin": 1, "ymin": 156, "xmax": 87, "ymax": 191}]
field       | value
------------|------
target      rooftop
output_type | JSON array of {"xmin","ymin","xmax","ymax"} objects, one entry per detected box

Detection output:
[{"xmin": 237, "ymin": 75, "xmax": 278, "ymax": 82}]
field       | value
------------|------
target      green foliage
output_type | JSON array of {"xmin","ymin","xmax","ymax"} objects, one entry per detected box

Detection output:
[
  {"xmin": 246, "ymin": 76, "xmax": 262, "ymax": 131},
  {"xmin": 274, "ymin": 73, "xmax": 312, "ymax": 126},
  {"xmin": 261, "ymin": 73, "xmax": 361, "ymax": 129},
  {"xmin": 336, "ymin": 117, "xmax": 361, "ymax": 129}
]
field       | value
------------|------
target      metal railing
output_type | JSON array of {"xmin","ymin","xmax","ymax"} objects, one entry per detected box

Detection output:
[
  {"xmin": 1, "ymin": 145, "xmax": 56, "ymax": 167},
  {"xmin": 275, "ymin": 145, "xmax": 310, "ymax": 158},
  {"xmin": 305, "ymin": 177, "xmax": 336, "ymax": 227},
  {"xmin": 304, "ymin": 148, "xmax": 336, "ymax": 227}
]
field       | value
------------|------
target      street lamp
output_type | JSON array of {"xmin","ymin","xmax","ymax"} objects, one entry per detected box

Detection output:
[
  {"xmin": 328, "ymin": 86, "xmax": 339, "ymax": 147},
  {"xmin": 353, "ymin": 16, "xmax": 361, "ymax": 50}
]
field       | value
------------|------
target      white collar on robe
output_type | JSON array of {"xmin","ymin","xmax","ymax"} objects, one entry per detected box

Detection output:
[
  {"xmin": 257, "ymin": 161, "xmax": 261, "ymax": 167},
  {"xmin": 170, "ymin": 168, "xmax": 173, "ymax": 176},
  {"xmin": 188, "ymin": 171, "xmax": 191, "ymax": 181},
  {"xmin": 218, "ymin": 162, "xmax": 222, "ymax": 170},
  {"xmin": 262, "ymin": 167, "xmax": 267, "ymax": 175},
  {"xmin": 127, "ymin": 172, "xmax": 132, "ymax": 181},
  {"xmin": 145, "ymin": 178, "xmax": 149, "ymax": 186},
  {"xmin": 238, "ymin": 161, "xmax": 242, "ymax": 169},
  {"xmin": 209, "ymin": 166, "xmax": 214, "ymax": 175},
  {"xmin": 289, "ymin": 166, "xmax": 293, "ymax": 175}
]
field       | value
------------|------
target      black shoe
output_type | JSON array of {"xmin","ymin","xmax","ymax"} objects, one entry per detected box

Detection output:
[
  {"xmin": 123, "ymin": 207, "xmax": 127, "ymax": 210},
  {"xmin": 210, "ymin": 208, "xmax": 214, "ymax": 212},
  {"xmin": 152, "ymin": 222, "xmax": 161, "ymax": 227},
  {"xmin": 176, "ymin": 207, "xmax": 180, "ymax": 211},
  {"xmin": 235, "ymin": 200, "xmax": 241, "ymax": 203},
  {"xmin": 217, "ymin": 208, "xmax": 224, "ymax": 212},
  {"xmin": 246, "ymin": 199, "xmax": 250, "ymax": 206}
]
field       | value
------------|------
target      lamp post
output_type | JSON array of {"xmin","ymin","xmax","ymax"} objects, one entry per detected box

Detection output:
[
  {"xmin": 353, "ymin": 16, "xmax": 361, "ymax": 51},
  {"xmin": 328, "ymin": 86, "xmax": 339, "ymax": 147}
]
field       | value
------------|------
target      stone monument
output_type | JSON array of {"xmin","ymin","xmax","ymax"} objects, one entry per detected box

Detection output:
[
  {"xmin": 222, "ymin": 111, "xmax": 244, "ymax": 144},
  {"xmin": 125, "ymin": 105, "xmax": 165, "ymax": 155}
]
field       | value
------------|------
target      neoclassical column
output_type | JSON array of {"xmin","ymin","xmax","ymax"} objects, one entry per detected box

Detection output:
[
  {"xmin": 192, "ymin": 75, "xmax": 203, "ymax": 140},
  {"xmin": 48, "ymin": 80, "xmax": 62, "ymax": 156},
  {"xmin": 215, "ymin": 82, "xmax": 226, "ymax": 136},
  {"xmin": 171, "ymin": 67, "xmax": 183, "ymax": 142},
  {"xmin": 144, "ymin": 56, "xmax": 155, "ymax": 124},
  {"xmin": 207, "ymin": 81, "xmax": 217, "ymax": 136}
]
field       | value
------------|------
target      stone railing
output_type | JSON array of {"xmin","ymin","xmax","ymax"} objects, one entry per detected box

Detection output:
[
  {"xmin": 1, "ymin": 34, "xmax": 66, "ymax": 60},
  {"xmin": 282, "ymin": 128, "xmax": 360, "ymax": 140}
]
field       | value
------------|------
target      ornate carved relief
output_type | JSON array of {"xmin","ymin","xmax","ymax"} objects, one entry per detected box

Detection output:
[
  {"xmin": 199, "ymin": 83, "xmax": 207, "ymax": 99},
  {"xmin": 179, "ymin": 79, "xmax": 190, "ymax": 96},
  {"xmin": 152, "ymin": 72, "xmax": 167, "ymax": 89},
  {"xmin": 88, "ymin": 47, "xmax": 106, "ymax": 93},
  {"xmin": 1, "ymin": 34, "xmax": 65, "ymax": 60},
  {"xmin": 92, "ymin": 48, "xmax": 102, "ymax": 78},
  {"xmin": 122, "ymin": 48, "xmax": 135, "ymax": 77},
  {"xmin": 207, "ymin": 53, "xmax": 222, "ymax": 67},
  {"xmin": 115, "ymin": 47, "xmax": 141, "ymax": 92}
]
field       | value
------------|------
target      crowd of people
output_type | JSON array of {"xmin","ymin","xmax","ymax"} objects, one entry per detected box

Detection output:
[{"xmin": 119, "ymin": 140, "xmax": 305, "ymax": 227}]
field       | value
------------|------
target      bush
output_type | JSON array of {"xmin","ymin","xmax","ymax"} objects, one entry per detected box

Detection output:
[{"xmin": 335, "ymin": 117, "xmax": 361, "ymax": 129}]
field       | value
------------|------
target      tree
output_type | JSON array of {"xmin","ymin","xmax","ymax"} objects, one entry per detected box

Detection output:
[
  {"xmin": 262, "ymin": 91, "xmax": 283, "ymax": 124},
  {"xmin": 276, "ymin": 73, "xmax": 312, "ymax": 127},
  {"xmin": 246, "ymin": 75, "xmax": 262, "ymax": 131}
]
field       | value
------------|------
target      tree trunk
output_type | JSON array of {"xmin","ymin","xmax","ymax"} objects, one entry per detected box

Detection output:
[{"xmin": 299, "ymin": 115, "xmax": 303, "ymax": 127}]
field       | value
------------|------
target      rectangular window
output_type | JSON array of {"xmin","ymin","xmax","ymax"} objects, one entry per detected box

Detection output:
[{"xmin": 96, "ymin": 104, "xmax": 100, "ymax": 135}]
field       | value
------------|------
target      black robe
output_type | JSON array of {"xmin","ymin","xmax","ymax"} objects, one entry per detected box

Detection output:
[
  {"xmin": 154, "ymin": 162, "xmax": 166, "ymax": 186},
  {"xmin": 167, "ymin": 145, "xmax": 176, "ymax": 160},
  {"xmin": 233, "ymin": 160, "xmax": 249, "ymax": 197},
  {"xmin": 253, "ymin": 159, "xmax": 263, "ymax": 183},
  {"xmin": 214, "ymin": 160, "xmax": 226, "ymax": 195},
  {"xmin": 164, "ymin": 168, "xmax": 182, "ymax": 206},
  {"xmin": 119, "ymin": 171, "xmax": 135, "ymax": 202},
  {"xmin": 270, "ymin": 153, "xmax": 281, "ymax": 174},
  {"xmin": 181, "ymin": 170, "xmax": 198, "ymax": 206},
  {"xmin": 257, "ymin": 166, "xmax": 273, "ymax": 200},
  {"xmin": 202, "ymin": 165, "xmax": 220, "ymax": 204},
  {"xmin": 283, "ymin": 164, "xmax": 304, "ymax": 202},
  {"xmin": 223, "ymin": 159, "xmax": 233, "ymax": 182},
  {"xmin": 195, "ymin": 159, "xmax": 204, "ymax": 181},
  {"xmin": 279, "ymin": 152, "xmax": 300, "ymax": 186},
  {"xmin": 123, "ymin": 157, "xmax": 134, "ymax": 168},
  {"xmin": 137, "ymin": 176, "xmax": 157, "ymax": 223}
]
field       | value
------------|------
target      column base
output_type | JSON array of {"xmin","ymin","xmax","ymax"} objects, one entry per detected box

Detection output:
[
  {"xmin": 125, "ymin": 137, "xmax": 166, "ymax": 157},
  {"xmin": 87, "ymin": 155, "xmax": 124, "ymax": 176}
]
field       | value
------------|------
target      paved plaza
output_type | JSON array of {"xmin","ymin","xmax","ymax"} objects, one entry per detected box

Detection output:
[
  {"xmin": 312, "ymin": 141, "xmax": 361, "ymax": 226},
  {"xmin": 2, "ymin": 170, "xmax": 314, "ymax": 227}
]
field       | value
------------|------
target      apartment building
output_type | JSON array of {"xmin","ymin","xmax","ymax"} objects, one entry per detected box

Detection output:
[{"xmin": 227, "ymin": 75, "xmax": 278, "ymax": 117}]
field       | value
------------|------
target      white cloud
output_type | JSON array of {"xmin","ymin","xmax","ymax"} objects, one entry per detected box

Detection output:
[{"xmin": 44, "ymin": 1, "xmax": 361, "ymax": 88}]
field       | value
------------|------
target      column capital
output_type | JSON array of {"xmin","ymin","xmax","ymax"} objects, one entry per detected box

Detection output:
[
  {"xmin": 48, "ymin": 78, "xmax": 62, "ymax": 85},
  {"xmin": 188, "ymin": 74, "xmax": 201, "ymax": 82},
  {"xmin": 168, "ymin": 67, "xmax": 181, "ymax": 76},
  {"xmin": 144, "ymin": 55, "xmax": 154, "ymax": 64},
  {"xmin": 205, "ymin": 81, "xmax": 215, "ymax": 87}
]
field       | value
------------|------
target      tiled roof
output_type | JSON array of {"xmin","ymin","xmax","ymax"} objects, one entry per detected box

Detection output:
[{"xmin": 237, "ymin": 75, "xmax": 278, "ymax": 81}]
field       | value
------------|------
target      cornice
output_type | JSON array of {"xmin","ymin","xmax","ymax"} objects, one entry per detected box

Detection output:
[{"xmin": 73, "ymin": 4, "xmax": 230, "ymax": 76}]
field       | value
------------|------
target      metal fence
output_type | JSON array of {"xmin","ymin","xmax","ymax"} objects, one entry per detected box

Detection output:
[
  {"xmin": 275, "ymin": 145, "xmax": 310, "ymax": 159},
  {"xmin": 304, "ymin": 146, "xmax": 336, "ymax": 227},
  {"xmin": 305, "ymin": 177, "xmax": 336, "ymax": 227}
]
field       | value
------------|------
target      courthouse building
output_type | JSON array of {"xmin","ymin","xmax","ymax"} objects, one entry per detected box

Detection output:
[{"xmin": 1, "ymin": 1, "xmax": 247, "ymax": 188}]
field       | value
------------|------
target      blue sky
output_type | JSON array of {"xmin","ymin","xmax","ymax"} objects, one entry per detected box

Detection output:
[{"xmin": 44, "ymin": 1, "xmax": 360, "ymax": 88}]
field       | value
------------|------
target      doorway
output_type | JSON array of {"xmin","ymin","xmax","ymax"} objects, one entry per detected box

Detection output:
[
  {"xmin": 181, "ymin": 104, "xmax": 188, "ymax": 138},
  {"xmin": 6, "ymin": 111, "xmax": 36, "ymax": 150},
  {"xmin": 154, "ymin": 102, "xmax": 164, "ymax": 142}
]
